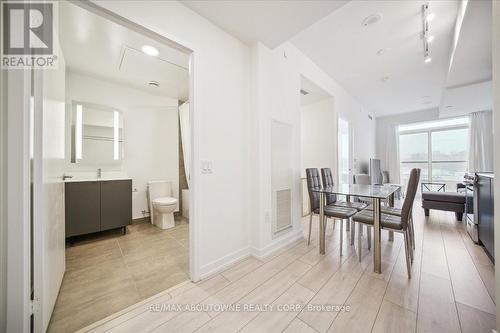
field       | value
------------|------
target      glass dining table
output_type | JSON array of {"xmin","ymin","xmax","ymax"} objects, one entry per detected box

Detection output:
[{"xmin": 312, "ymin": 184, "xmax": 401, "ymax": 274}]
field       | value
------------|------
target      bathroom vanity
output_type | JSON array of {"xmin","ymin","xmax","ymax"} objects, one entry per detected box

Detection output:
[{"xmin": 65, "ymin": 179, "xmax": 132, "ymax": 238}]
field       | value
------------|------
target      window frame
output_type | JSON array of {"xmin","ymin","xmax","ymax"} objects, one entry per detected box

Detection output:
[{"xmin": 399, "ymin": 118, "xmax": 469, "ymax": 187}]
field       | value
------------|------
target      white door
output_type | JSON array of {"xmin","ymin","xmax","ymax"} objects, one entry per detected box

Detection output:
[
  {"xmin": 338, "ymin": 118, "xmax": 351, "ymax": 184},
  {"xmin": 32, "ymin": 33, "xmax": 67, "ymax": 332}
]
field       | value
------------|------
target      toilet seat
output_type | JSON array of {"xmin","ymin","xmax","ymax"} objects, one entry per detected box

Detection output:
[{"xmin": 153, "ymin": 196, "xmax": 177, "ymax": 206}]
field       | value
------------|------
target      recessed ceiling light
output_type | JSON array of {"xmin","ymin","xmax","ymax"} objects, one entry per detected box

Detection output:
[
  {"xmin": 141, "ymin": 45, "xmax": 159, "ymax": 57},
  {"xmin": 376, "ymin": 48, "xmax": 389, "ymax": 56},
  {"xmin": 362, "ymin": 14, "xmax": 382, "ymax": 27},
  {"xmin": 381, "ymin": 76, "xmax": 391, "ymax": 83},
  {"xmin": 426, "ymin": 12, "xmax": 435, "ymax": 22},
  {"xmin": 424, "ymin": 55, "xmax": 432, "ymax": 63},
  {"xmin": 148, "ymin": 80, "xmax": 160, "ymax": 87}
]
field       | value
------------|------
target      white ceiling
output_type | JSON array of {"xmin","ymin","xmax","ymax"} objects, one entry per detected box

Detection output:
[
  {"xmin": 300, "ymin": 76, "xmax": 331, "ymax": 106},
  {"xmin": 59, "ymin": 2, "xmax": 189, "ymax": 101},
  {"xmin": 445, "ymin": 0, "xmax": 492, "ymax": 88},
  {"xmin": 291, "ymin": 0, "xmax": 460, "ymax": 117},
  {"xmin": 440, "ymin": 0, "xmax": 492, "ymax": 116},
  {"xmin": 182, "ymin": 0, "xmax": 348, "ymax": 48}
]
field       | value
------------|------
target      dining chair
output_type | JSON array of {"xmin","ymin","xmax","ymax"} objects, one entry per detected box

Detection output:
[
  {"xmin": 321, "ymin": 168, "xmax": 368, "ymax": 246},
  {"xmin": 363, "ymin": 168, "xmax": 420, "ymax": 254},
  {"xmin": 352, "ymin": 168, "xmax": 420, "ymax": 278},
  {"xmin": 306, "ymin": 168, "xmax": 358, "ymax": 254},
  {"xmin": 321, "ymin": 168, "xmax": 368, "ymax": 211}
]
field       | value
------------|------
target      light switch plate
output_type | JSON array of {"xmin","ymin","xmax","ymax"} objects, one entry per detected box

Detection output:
[{"xmin": 201, "ymin": 160, "xmax": 213, "ymax": 174}]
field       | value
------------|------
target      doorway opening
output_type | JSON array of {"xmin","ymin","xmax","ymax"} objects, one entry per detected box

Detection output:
[
  {"xmin": 30, "ymin": 2, "xmax": 195, "ymax": 332},
  {"xmin": 299, "ymin": 75, "xmax": 335, "ymax": 214},
  {"xmin": 338, "ymin": 117, "xmax": 351, "ymax": 184}
]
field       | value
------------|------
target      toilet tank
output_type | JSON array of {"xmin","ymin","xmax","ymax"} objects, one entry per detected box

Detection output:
[{"xmin": 148, "ymin": 180, "xmax": 172, "ymax": 201}]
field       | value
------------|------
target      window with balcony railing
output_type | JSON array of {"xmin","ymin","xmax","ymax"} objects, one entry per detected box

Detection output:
[{"xmin": 399, "ymin": 117, "xmax": 469, "ymax": 192}]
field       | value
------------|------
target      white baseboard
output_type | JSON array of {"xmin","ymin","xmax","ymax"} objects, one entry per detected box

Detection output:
[
  {"xmin": 250, "ymin": 229, "xmax": 304, "ymax": 259},
  {"xmin": 198, "ymin": 229, "xmax": 304, "ymax": 280},
  {"xmin": 199, "ymin": 246, "xmax": 251, "ymax": 280}
]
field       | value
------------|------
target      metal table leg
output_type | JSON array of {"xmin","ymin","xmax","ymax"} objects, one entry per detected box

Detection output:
[
  {"xmin": 388, "ymin": 193, "xmax": 394, "ymax": 242},
  {"xmin": 319, "ymin": 192, "xmax": 326, "ymax": 254},
  {"xmin": 373, "ymin": 197, "xmax": 382, "ymax": 273},
  {"xmin": 346, "ymin": 195, "xmax": 351, "ymax": 231},
  {"xmin": 347, "ymin": 195, "xmax": 355, "ymax": 245}
]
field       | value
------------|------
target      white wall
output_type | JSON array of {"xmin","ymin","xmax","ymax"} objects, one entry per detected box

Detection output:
[
  {"xmin": 249, "ymin": 41, "xmax": 375, "ymax": 257},
  {"xmin": 376, "ymin": 108, "xmax": 440, "ymax": 171},
  {"xmin": 492, "ymin": 0, "xmax": 500, "ymax": 329},
  {"xmin": 92, "ymin": 0, "xmax": 251, "ymax": 279},
  {"xmin": 300, "ymin": 98, "xmax": 336, "ymax": 175},
  {"xmin": 65, "ymin": 72, "xmax": 179, "ymax": 219}
]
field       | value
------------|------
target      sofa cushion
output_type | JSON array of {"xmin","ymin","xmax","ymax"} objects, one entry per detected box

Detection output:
[
  {"xmin": 421, "ymin": 191, "xmax": 466, "ymax": 204},
  {"xmin": 422, "ymin": 200, "xmax": 465, "ymax": 213}
]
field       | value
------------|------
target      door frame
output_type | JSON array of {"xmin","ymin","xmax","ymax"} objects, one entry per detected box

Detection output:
[
  {"xmin": 4, "ymin": 2, "xmax": 199, "ymax": 331},
  {"xmin": 337, "ymin": 117, "xmax": 353, "ymax": 184}
]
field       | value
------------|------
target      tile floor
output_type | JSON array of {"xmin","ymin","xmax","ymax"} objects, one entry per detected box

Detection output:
[
  {"xmin": 80, "ymin": 203, "xmax": 495, "ymax": 333},
  {"xmin": 47, "ymin": 217, "xmax": 189, "ymax": 333}
]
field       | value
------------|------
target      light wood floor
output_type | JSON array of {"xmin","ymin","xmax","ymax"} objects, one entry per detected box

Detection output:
[
  {"xmin": 48, "ymin": 217, "xmax": 189, "ymax": 333},
  {"xmin": 79, "ymin": 205, "xmax": 495, "ymax": 333}
]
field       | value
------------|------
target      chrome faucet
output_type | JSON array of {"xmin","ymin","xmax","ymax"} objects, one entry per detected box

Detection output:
[{"xmin": 97, "ymin": 168, "xmax": 102, "ymax": 179}]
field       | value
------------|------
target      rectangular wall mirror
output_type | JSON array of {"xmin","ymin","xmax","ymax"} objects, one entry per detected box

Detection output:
[{"xmin": 71, "ymin": 101, "xmax": 124, "ymax": 165}]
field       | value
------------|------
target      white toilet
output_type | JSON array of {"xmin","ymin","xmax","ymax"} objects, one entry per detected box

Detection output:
[{"xmin": 148, "ymin": 180, "xmax": 178, "ymax": 229}]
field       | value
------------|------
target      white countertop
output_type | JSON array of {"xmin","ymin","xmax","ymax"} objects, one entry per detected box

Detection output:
[{"xmin": 64, "ymin": 177, "xmax": 132, "ymax": 183}]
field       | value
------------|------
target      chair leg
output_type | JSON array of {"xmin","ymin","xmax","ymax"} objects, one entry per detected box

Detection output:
[
  {"xmin": 357, "ymin": 223, "xmax": 362, "ymax": 262},
  {"xmin": 346, "ymin": 219, "xmax": 350, "ymax": 232},
  {"xmin": 350, "ymin": 218, "xmax": 355, "ymax": 246},
  {"xmin": 339, "ymin": 219, "xmax": 344, "ymax": 256},
  {"xmin": 307, "ymin": 213, "xmax": 313, "ymax": 246},
  {"xmin": 404, "ymin": 230, "xmax": 412, "ymax": 279},
  {"xmin": 408, "ymin": 229, "xmax": 414, "ymax": 263},
  {"xmin": 410, "ymin": 215, "xmax": 415, "ymax": 250},
  {"xmin": 367, "ymin": 225, "xmax": 371, "ymax": 250}
]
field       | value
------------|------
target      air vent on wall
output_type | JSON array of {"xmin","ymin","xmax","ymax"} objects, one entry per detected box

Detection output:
[
  {"xmin": 300, "ymin": 89, "xmax": 309, "ymax": 95},
  {"xmin": 275, "ymin": 189, "xmax": 292, "ymax": 233}
]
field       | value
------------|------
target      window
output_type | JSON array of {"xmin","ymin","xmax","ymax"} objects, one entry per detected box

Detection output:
[{"xmin": 399, "ymin": 117, "xmax": 469, "ymax": 192}]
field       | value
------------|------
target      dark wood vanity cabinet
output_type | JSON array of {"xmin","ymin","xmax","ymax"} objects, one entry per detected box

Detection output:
[{"xmin": 65, "ymin": 179, "xmax": 132, "ymax": 238}]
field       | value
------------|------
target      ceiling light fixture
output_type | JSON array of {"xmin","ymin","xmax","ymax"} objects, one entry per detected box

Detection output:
[
  {"xmin": 148, "ymin": 80, "xmax": 160, "ymax": 87},
  {"xmin": 141, "ymin": 45, "xmax": 159, "ymax": 57},
  {"xmin": 376, "ymin": 48, "xmax": 389, "ymax": 56},
  {"xmin": 362, "ymin": 14, "xmax": 382, "ymax": 27},
  {"xmin": 422, "ymin": 3, "xmax": 434, "ymax": 64}
]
